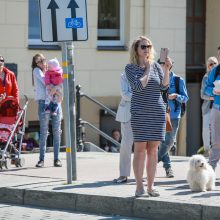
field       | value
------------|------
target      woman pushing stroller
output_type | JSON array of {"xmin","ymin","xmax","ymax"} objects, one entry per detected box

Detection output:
[{"xmin": 0, "ymin": 55, "xmax": 19, "ymax": 103}]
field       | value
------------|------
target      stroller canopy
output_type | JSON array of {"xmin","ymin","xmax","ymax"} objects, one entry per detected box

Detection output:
[{"xmin": 0, "ymin": 96, "xmax": 20, "ymax": 117}]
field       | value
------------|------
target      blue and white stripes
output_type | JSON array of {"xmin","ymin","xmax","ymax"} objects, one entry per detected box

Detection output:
[{"xmin": 125, "ymin": 62, "xmax": 166, "ymax": 141}]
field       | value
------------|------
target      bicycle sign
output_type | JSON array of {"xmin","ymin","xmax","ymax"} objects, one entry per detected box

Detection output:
[
  {"xmin": 66, "ymin": 17, "xmax": 83, "ymax": 28},
  {"xmin": 39, "ymin": 0, "xmax": 88, "ymax": 42}
]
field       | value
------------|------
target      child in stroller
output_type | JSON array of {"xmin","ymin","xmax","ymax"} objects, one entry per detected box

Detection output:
[{"xmin": 0, "ymin": 96, "xmax": 28, "ymax": 169}]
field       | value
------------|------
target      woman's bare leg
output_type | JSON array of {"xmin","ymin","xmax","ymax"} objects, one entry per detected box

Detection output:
[
  {"xmin": 146, "ymin": 141, "xmax": 160, "ymax": 191},
  {"xmin": 133, "ymin": 142, "xmax": 146, "ymax": 191}
]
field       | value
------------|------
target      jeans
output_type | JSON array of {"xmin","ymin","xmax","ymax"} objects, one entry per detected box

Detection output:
[
  {"xmin": 202, "ymin": 110, "xmax": 211, "ymax": 150},
  {"xmin": 209, "ymin": 108, "xmax": 220, "ymax": 170},
  {"xmin": 45, "ymin": 101, "xmax": 59, "ymax": 114},
  {"xmin": 158, "ymin": 118, "xmax": 180, "ymax": 169},
  {"xmin": 38, "ymin": 100, "xmax": 62, "ymax": 161}
]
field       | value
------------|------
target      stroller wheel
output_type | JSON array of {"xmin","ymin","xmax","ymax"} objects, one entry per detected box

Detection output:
[
  {"xmin": 5, "ymin": 158, "xmax": 11, "ymax": 169},
  {"xmin": 15, "ymin": 157, "xmax": 25, "ymax": 167}
]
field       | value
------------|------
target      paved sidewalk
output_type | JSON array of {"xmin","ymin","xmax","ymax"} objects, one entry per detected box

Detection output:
[
  {"xmin": 0, "ymin": 203, "xmax": 144, "ymax": 220},
  {"xmin": 0, "ymin": 152, "xmax": 220, "ymax": 220}
]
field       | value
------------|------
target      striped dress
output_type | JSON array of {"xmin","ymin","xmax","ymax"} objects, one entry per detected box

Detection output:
[{"xmin": 125, "ymin": 62, "xmax": 167, "ymax": 142}]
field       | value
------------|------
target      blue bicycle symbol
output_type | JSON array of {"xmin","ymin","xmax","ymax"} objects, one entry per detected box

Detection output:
[{"xmin": 66, "ymin": 18, "xmax": 83, "ymax": 29}]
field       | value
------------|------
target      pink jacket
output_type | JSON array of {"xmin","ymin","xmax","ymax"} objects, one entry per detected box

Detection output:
[{"xmin": 45, "ymin": 69, "xmax": 63, "ymax": 86}]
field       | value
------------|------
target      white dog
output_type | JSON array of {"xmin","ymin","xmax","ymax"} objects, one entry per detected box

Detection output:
[{"xmin": 186, "ymin": 154, "xmax": 216, "ymax": 192}]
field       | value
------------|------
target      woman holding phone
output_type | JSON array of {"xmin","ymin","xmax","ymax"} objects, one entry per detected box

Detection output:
[{"xmin": 125, "ymin": 36, "xmax": 171, "ymax": 197}]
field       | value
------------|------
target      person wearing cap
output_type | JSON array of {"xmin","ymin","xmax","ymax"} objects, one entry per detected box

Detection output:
[
  {"xmin": 157, "ymin": 57, "xmax": 189, "ymax": 178},
  {"xmin": 0, "ymin": 55, "xmax": 19, "ymax": 103},
  {"xmin": 32, "ymin": 54, "xmax": 63, "ymax": 168},
  {"xmin": 44, "ymin": 58, "xmax": 63, "ymax": 115}
]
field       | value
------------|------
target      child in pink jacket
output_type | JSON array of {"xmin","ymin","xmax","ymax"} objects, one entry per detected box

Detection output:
[{"xmin": 45, "ymin": 58, "xmax": 63, "ymax": 115}]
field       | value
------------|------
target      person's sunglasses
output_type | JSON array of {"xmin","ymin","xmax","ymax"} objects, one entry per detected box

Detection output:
[
  {"xmin": 37, "ymin": 59, "xmax": 46, "ymax": 64},
  {"xmin": 140, "ymin": 45, "xmax": 152, "ymax": 50},
  {"xmin": 209, "ymin": 62, "xmax": 217, "ymax": 67},
  {"xmin": 0, "ymin": 59, "xmax": 4, "ymax": 62}
]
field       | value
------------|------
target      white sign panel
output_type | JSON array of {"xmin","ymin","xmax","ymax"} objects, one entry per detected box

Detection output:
[{"xmin": 39, "ymin": 0, "xmax": 88, "ymax": 42}]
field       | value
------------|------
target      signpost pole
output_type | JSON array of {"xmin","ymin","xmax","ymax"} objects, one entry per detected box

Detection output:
[
  {"xmin": 62, "ymin": 42, "xmax": 73, "ymax": 184},
  {"xmin": 67, "ymin": 42, "xmax": 77, "ymax": 180}
]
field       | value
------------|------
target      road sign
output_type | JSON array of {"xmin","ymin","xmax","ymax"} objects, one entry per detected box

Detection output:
[{"xmin": 39, "ymin": 0, "xmax": 88, "ymax": 42}]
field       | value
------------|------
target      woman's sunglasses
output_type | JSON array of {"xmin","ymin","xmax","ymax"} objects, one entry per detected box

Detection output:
[
  {"xmin": 0, "ymin": 59, "xmax": 4, "ymax": 62},
  {"xmin": 140, "ymin": 45, "xmax": 152, "ymax": 50},
  {"xmin": 209, "ymin": 62, "xmax": 217, "ymax": 67},
  {"xmin": 37, "ymin": 59, "xmax": 46, "ymax": 64}
]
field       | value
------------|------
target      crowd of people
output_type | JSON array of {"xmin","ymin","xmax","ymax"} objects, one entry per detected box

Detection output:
[{"xmin": 0, "ymin": 37, "xmax": 220, "ymax": 197}]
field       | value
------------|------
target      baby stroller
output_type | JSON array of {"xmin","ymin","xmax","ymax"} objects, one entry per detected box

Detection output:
[{"xmin": 0, "ymin": 95, "xmax": 28, "ymax": 169}]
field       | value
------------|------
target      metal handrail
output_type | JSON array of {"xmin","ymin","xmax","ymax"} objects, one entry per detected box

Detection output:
[
  {"xmin": 82, "ymin": 120, "xmax": 121, "ymax": 148},
  {"xmin": 76, "ymin": 85, "xmax": 120, "ymax": 151},
  {"xmin": 80, "ymin": 93, "xmax": 116, "ymax": 117}
]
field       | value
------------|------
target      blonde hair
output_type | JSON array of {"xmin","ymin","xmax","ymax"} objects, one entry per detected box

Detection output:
[
  {"xmin": 129, "ymin": 36, "xmax": 155, "ymax": 65},
  {"xmin": 206, "ymin": 56, "xmax": 218, "ymax": 72}
]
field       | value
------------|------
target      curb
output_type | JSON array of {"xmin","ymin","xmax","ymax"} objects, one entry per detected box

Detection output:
[{"xmin": 0, "ymin": 187, "xmax": 219, "ymax": 220}]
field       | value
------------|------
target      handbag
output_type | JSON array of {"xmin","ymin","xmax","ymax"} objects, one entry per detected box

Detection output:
[
  {"xmin": 161, "ymin": 89, "xmax": 173, "ymax": 132},
  {"xmin": 166, "ymin": 107, "xmax": 172, "ymax": 132}
]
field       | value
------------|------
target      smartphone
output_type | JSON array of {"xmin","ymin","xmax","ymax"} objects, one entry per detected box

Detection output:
[{"xmin": 160, "ymin": 48, "xmax": 169, "ymax": 64}]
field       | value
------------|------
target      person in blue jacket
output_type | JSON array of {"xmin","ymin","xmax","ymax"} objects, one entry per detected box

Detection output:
[
  {"xmin": 158, "ymin": 58, "xmax": 189, "ymax": 178},
  {"xmin": 200, "ymin": 57, "xmax": 218, "ymax": 156},
  {"xmin": 205, "ymin": 62, "xmax": 220, "ymax": 170}
]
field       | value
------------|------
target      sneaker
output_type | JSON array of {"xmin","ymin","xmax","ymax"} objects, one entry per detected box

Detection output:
[
  {"xmin": 204, "ymin": 149, "xmax": 210, "ymax": 157},
  {"xmin": 36, "ymin": 160, "xmax": 44, "ymax": 168},
  {"xmin": 54, "ymin": 159, "xmax": 62, "ymax": 167},
  {"xmin": 147, "ymin": 188, "xmax": 160, "ymax": 197},
  {"xmin": 165, "ymin": 167, "xmax": 174, "ymax": 178},
  {"xmin": 113, "ymin": 176, "xmax": 127, "ymax": 184}
]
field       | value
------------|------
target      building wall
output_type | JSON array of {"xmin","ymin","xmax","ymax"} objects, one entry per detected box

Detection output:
[
  {"xmin": 148, "ymin": 0, "xmax": 187, "ymax": 155},
  {"xmin": 206, "ymin": 0, "xmax": 220, "ymax": 58},
  {"xmin": 0, "ymin": 0, "xmax": 188, "ymax": 153}
]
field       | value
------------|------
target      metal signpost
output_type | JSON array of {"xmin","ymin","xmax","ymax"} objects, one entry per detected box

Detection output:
[{"xmin": 39, "ymin": 0, "xmax": 88, "ymax": 183}]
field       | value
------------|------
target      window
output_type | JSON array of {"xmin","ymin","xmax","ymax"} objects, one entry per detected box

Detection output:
[
  {"xmin": 186, "ymin": 0, "xmax": 206, "ymax": 67},
  {"xmin": 97, "ymin": 0, "xmax": 124, "ymax": 46},
  {"xmin": 28, "ymin": 0, "xmax": 58, "ymax": 48},
  {"xmin": 186, "ymin": 0, "xmax": 206, "ymax": 83}
]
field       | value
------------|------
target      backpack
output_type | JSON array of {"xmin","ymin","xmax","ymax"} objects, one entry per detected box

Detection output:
[{"xmin": 174, "ymin": 76, "xmax": 186, "ymax": 117}]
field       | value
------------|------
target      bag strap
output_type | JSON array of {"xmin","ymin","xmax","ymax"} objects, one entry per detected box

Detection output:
[
  {"xmin": 173, "ymin": 76, "xmax": 181, "ymax": 112},
  {"xmin": 214, "ymin": 64, "xmax": 220, "ymax": 81},
  {"xmin": 174, "ymin": 76, "xmax": 180, "ymax": 94}
]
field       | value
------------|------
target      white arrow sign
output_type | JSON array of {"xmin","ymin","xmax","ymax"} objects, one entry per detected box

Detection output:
[{"xmin": 39, "ymin": 0, "xmax": 88, "ymax": 42}]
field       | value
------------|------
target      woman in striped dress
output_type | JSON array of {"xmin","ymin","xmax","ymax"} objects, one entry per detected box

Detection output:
[{"xmin": 125, "ymin": 36, "xmax": 171, "ymax": 197}]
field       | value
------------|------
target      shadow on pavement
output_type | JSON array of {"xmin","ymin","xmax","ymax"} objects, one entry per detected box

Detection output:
[
  {"xmin": 53, "ymin": 180, "xmax": 125, "ymax": 191},
  {"xmin": 192, "ymin": 192, "xmax": 220, "ymax": 198}
]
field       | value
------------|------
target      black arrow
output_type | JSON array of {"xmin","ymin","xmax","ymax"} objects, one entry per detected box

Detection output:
[
  {"xmin": 68, "ymin": 0, "xmax": 79, "ymax": 41},
  {"xmin": 47, "ymin": 0, "xmax": 59, "ymax": 42}
]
